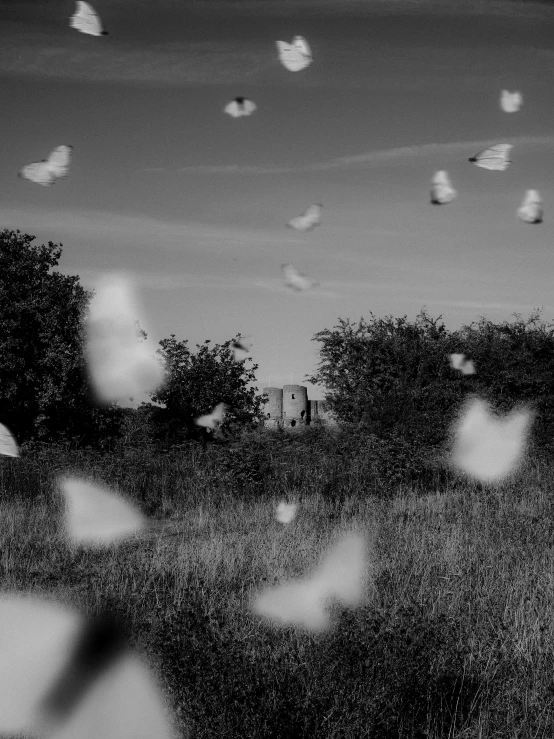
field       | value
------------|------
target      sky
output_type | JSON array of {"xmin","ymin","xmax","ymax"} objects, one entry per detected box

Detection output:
[{"xmin": 2, "ymin": 0, "xmax": 554, "ymax": 404}]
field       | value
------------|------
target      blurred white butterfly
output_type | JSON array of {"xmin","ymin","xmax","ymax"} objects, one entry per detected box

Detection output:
[
  {"xmin": 19, "ymin": 145, "xmax": 73, "ymax": 186},
  {"xmin": 224, "ymin": 97, "xmax": 257, "ymax": 118},
  {"xmin": 430, "ymin": 170, "xmax": 457, "ymax": 205},
  {"xmin": 194, "ymin": 402, "xmax": 226, "ymax": 430},
  {"xmin": 231, "ymin": 336, "xmax": 253, "ymax": 361},
  {"xmin": 70, "ymin": 1, "xmax": 108, "ymax": 36},
  {"xmin": 500, "ymin": 90, "xmax": 522, "ymax": 113},
  {"xmin": 58, "ymin": 475, "xmax": 146, "ymax": 547},
  {"xmin": 276, "ymin": 36, "xmax": 312, "ymax": 72},
  {"xmin": 251, "ymin": 532, "xmax": 368, "ymax": 632},
  {"xmin": 469, "ymin": 143, "xmax": 512, "ymax": 171},
  {"xmin": 85, "ymin": 273, "xmax": 166, "ymax": 404},
  {"xmin": 0, "ymin": 422, "xmax": 18, "ymax": 457},
  {"xmin": 0, "ymin": 593, "xmax": 176, "ymax": 739},
  {"xmin": 275, "ymin": 501, "xmax": 297, "ymax": 524},
  {"xmin": 287, "ymin": 203, "xmax": 322, "ymax": 231},
  {"xmin": 450, "ymin": 397, "xmax": 531, "ymax": 483},
  {"xmin": 450, "ymin": 353, "xmax": 475, "ymax": 375},
  {"xmin": 517, "ymin": 189, "xmax": 543, "ymax": 224},
  {"xmin": 282, "ymin": 264, "xmax": 319, "ymax": 292}
]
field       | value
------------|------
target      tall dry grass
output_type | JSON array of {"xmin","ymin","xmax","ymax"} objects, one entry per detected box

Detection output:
[{"xmin": 2, "ymin": 432, "xmax": 554, "ymax": 738}]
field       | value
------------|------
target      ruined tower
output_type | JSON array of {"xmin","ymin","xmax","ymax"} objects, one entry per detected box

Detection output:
[
  {"xmin": 282, "ymin": 385, "xmax": 308, "ymax": 428},
  {"xmin": 262, "ymin": 387, "xmax": 283, "ymax": 429}
]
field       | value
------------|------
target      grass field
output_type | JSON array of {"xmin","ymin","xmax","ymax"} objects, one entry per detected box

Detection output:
[{"xmin": 2, "ymin": 430, "xmax": 554, "ymax": 738}]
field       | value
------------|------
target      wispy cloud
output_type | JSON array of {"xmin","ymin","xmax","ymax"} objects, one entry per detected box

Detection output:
[
  {"xmin": 0, "ymin": 32, "xmax": 272, "ymax": 86},
  {"xmin": 168, "ymin": 135, "xmax": 554, "ymax": 175},
  {"xmin": 4, "ymin": 0, "xmax": 549, "ymax": 19},
  {"xmin": 2, "ymin": 0, "xmax": 553, "ymax": 87},
  {"xmin": 0, "ymin": 205, "xmax": 286, "ymax": 252},
  {"xmin": 57, "ymin": 264, "xmax": 346, "ymax": 298}
]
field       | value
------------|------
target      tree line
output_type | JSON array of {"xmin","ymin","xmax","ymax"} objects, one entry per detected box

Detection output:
[{"xmin": 3, "ymin": 228, "xmax": 554, "ymax": 461}]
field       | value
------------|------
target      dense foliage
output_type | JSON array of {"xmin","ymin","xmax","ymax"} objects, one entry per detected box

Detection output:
[
  {"xmin": 0, "ymin": 229, "xmax": 123, "ymax": 446},
  {"xmin": 142, "ymin": 335, "xmax": 266, "ymax": 446},
  {"xmin": 308, "ymin": 307, "xmax": 554, "ymax": 460}
]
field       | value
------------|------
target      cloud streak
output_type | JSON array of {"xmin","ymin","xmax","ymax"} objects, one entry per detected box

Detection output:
[
  {"xmin": 168, "ymin": 135, "xmax": 554, "ymax": 175},
  {"xmin": 0, "ymin": 205, "xmax": 286, "ymax": 252}
]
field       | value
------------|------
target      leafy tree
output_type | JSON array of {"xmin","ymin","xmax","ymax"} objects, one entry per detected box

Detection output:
[
  {"xmin": 144, "ymin": 334, "xmax": 266, "ymax": 445},
  {"xmin": 0, "ymin": 229, "xmax": 123, "ymax": 446},
  {"xmin": 308, "ymin": 306, "xmax": 554, "ymax": 459},
  {"xmin": 308, "ymin": 309, "xmax": 463, "ymax": 445},
  {"xmin": 454, "ymin": 309, "xmax": 554, "ymax": 451}
]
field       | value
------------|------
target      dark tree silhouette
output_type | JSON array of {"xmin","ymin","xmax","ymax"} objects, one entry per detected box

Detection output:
[
  {"xmin": 308, "ymin": 307, "xmax": 554, "ymax": 456},
  {"xmin": 143, "ymin": 334, "xmax": 266, "ymax": 446},
  {"xmin": 0, "ymin": 229, "xmax": 122, "ymax": 446}
]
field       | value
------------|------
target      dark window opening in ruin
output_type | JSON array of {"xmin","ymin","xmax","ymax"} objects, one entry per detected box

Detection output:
[
  {"xmin": 292, "ymin": 394, "xmax": 295, "ymax": 399},
  {"xmin": 290, "ymin": 419, "xmax": 296, "ymax": 427},
  {"xmin": 300, "ymin": 410, "xmax": 305, "ymax": 418},
  {"xmin": 267, "ymin": 413, "xmax": 271, "ymax": 418}
]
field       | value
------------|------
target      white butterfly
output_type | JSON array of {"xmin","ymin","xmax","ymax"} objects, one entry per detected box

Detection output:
[
  {"xmin": 85, "ymin": 273, "xmax": 166, "ymax": 404},
  {"xmin": 224, "ymin": 97, "xmax": 257, "ymax": 118},
  {"xmin": 194, "ymin": 402, "xmax": 226, "ymax": 430},
  {"xmin": 430, "ymin": 170, "xmax": 457, "ymax": 205},
  {"xmin": 70, "ymin": 1, "xmax": 108, "ymax": 36},
  {"xmin": 275, "ymin": 501, "xmax": 297, "ymax": 524},
  {"xmin": 58, "ymin": 475, "xmax": 146, "ymax": 547},
  {"xmin": 251, "ymin": 532, "xmax": 368, "ymax": 632},
  {"xmin": 450, "ymin": 353, "xmax": 475, "ymax": 375},
  {"xmin": 287, "ymin": 203, "xmax": 322, "ymax": 231},
  {"xmin": 450, "ymin": 397, "xmax": 531, "ymax": 483},
  {"xmin": 276, "ymin": 36, "xmax": 312, "ymax": 72},
  {"xmin": 500, "ymin": 90, "xmax": 522, "ymax": 113},
  {"xmin": 0, "ymin": 422, "xmax": 18, "ymax": 457},
  {"xmin": 0, "ymin": 594, "xmax": 176, "ymax": 739},
  {"xmin": 282, "ymin": 264, "xmax": 319, "ymax": 292},
  {"xmin": 469, "ymin": 143, "xmax": 512, "ymax": 171},
  {"xmin": 517, "ymin": 189, "xmax": 543, "ymax": 224},
  {"xmin": 19, "ymin": 145, "xmax": 73, "ymax": 186}
]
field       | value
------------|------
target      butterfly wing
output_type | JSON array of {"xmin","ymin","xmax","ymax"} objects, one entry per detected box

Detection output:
[
  {"xmin": 450, "ymin": 353, "xmax": 465, "ymax": 370},
  {"xmin": 70, "ymin": 1, "xmax": 106, "ymax": 36},
  {"xmin": 252, "ymin": 577, "xmax": 329, "ymax": 631},
  {"xmin": 301, "ymin": 204, "xmax": 322, "ymax": 229},
  {"xmin": 0, "ymin": 422, "xmax": 18, "ymax": 457},
  {"xmin": 276, "ymin": 40, "xmax": 311, "ymax": 72},
  {"xmin": 430, "ymin": 171, "xmax": 457, "ymax": 203},
  {"xmin": 500, "ymin": 90, "xmax": 522, "ymax": 112},
  {"xmin": 469, "ymin": 144, "xmax": 512, "ymax": 171},
  {"xmin": 224, "ymin": 100, "xmax": 240, "ymax": 117},
  {"xmin": 517, "ymin": 189, "xmax": 543, "ymax": 223},
  {"xmin": 46, "ymin": 145, "xmax": 73, "ymax": 181},
  {"xmin": 252, "ymin": 532, "xmax": 367, "ymax": 632},
  {"xmin": 292, "ymin": 35, "xmax": 312, "ymax": 59},
  {"xmin": 0, "ymin": 594, "xmax": 176, "ymax": 739},
  {"xmin": 19, "ymin": 161, "xmax": 55, "ymax": 186},
  {"xmin": 451, "ymin": 398, "xmax": 531, "ymax": 482},
  {"xmin": 0, "ymin": 594, "xmax": 83, "ymax": 735},
  {"xmin": 59, "ymin": 475, "xmax": 146, "ymax": 547},
  {"xmin": 195, "ymin": 403, "xmax": 226, "ymax": 429},
  {"xmin": 287, "ymin": 215, "xmax": 307, "ymax": 231},
  {"xmin": 85, "ymin": 274, "xmax": 165, "ymax": 404},
  {"xmin": 52, "ymin": 653, "xmax": 176, "ymax": 739},
  {"xmin": 315, "ymin": 532, "xmax": 368, "ymax": 608},
  {"xmin": 282, "ymin": 264, "xmax": 318, "ymax": 291},
  {"xmin": 275, "ymin": 501, "xmax": 297, "ymax": 524}
]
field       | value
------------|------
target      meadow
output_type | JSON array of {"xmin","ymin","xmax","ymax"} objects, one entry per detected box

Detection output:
[{"xmin": 2, "ymin": 427, "xmax": 554, "ymax": 739}]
